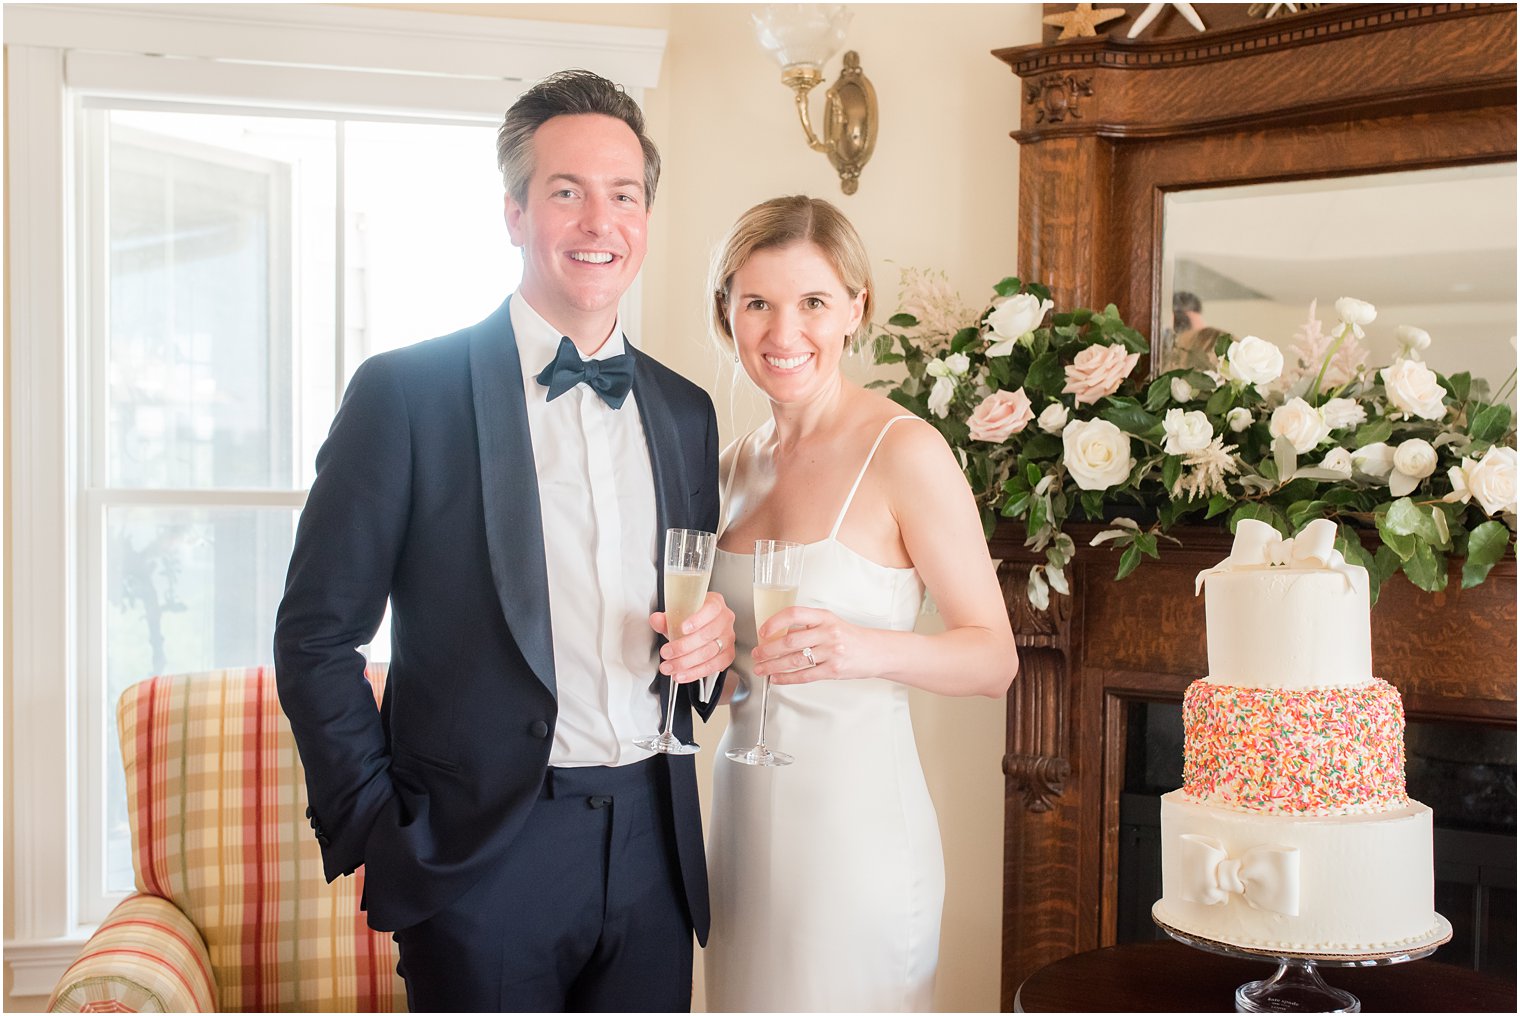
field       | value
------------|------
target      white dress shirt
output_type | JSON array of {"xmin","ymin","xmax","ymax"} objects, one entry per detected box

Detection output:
[{"xmin": 511, "ymin": 295, "xmax": 662, "ymax": 767}]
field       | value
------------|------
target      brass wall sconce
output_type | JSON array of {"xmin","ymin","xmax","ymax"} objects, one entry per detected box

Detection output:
[{"xmin": 752, "ymin": 4, "xmax": 878, "ymax": 195}]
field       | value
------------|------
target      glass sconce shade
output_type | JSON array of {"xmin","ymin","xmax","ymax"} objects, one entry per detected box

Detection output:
[{"xmin": 752, "ymin": 4, "xmax": 853, "ymax": 71}]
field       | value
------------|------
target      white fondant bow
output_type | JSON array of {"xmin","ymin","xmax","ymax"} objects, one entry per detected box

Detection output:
[
  {"xmin": 1177, "ymin": 834, "xmax": 1301, "ymax": 916},
  {"xmin": 1194, "ymin": 518, "xmax": 1358, "ymax": 594}
]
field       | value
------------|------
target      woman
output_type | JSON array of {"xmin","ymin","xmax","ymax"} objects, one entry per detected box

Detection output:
[{"xmin": 702, "ymin": 195, "xmax": 1019, "ymax": 1012}]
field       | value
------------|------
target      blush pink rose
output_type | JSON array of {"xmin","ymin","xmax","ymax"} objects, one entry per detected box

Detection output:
[
  {"xmin": 1061, "ymin": 343, "xmax": 1141, "ymax": 405},
  {"xmin": 967, "ymin": 387, "xmax": 1035, "ymax": 443}
]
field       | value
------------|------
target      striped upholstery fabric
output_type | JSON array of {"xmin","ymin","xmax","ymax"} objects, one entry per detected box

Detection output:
[
  {"xmin": 50, "ymin": 666, "xmax": 405, "ymax": 1013},
  {"xmin": 48, "ymin": 894, "xmax": 215, "ymax": 1012}
]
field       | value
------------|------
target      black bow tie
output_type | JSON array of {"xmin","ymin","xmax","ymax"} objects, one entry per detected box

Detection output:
[{"xmin": 535, "ymin": 336, "xmax": 635, "ymax": 409}]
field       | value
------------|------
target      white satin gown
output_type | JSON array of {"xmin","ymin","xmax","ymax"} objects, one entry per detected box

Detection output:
[{"xmin": 703, "ymin": 416, "xmax": 946, "ymax": 1012}]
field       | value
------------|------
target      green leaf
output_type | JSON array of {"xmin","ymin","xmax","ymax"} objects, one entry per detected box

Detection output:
[
  {"xmin": 1205, "ymin": 493, "xmax": 1233, "ymax": 519},
  {"xmin": 951, "ymin": 326, "xmax": 980, "ymax": 351},
  {"xmin": 1100, "ymin": 401, "xmax": 1162, "ymax": 437},
  {"xmin": 1116, "ymin": 543, "xmax": 1144, "ymax": 580},
  {"xmin": 1028, "ymin": 496, "xmax": 1050, "ymax": 535},
  {"xmin": 980, "ymin": 505, "xmax": 997, "ymax": 540},
  {"xmin": 1444, "ymin": 371, "xmax": 1472, "ymax": 405},
  {"xmin": 1027, "ymin": 282, "xmax": 1052, "ymax": 303},
  {"xmin": 1400, "ymin": 541, "xmax": 1448, "ymax": 593},
  {"xmin": 1229, "ymin": 503, "xmax": 1288, "ymax": 536},
  {"xmin": 1468, "ymin": 402, "xmax": 1513, "ymax": 445},
  {"xmin": 1287, "ymin": 499, "xmax": 1329, "ymax": 530},
  {"xmin": 1024, "ymin": 351, "xmax": 1065, "ymax": 394},
  {"xmin": 1026, "ymin": 462, "xmax": 1042, "ymax": 487},
  {"xmin": 1462, "ymin": 520, "xmax": 1511, "ymax": 588},
  {"xmin": 1161, "ymin": 455, "xmax": 1182, "ymax": 493},
  {"xmin": 1146, "ymin": 374, "xmax": 1175, "ymax": 412},
  {"xmin": 1205, "ymin": 385, "xmax": 1236, "ymax": 417},
  {"xmin": 1371, "ymin": 544, "xmax": 1402, "ymax": 586},
  {"xmin": 1272, "ymin": 436, "xmax": 1297, "ymax": 482},
  {"xmin": 1021, "ymin": 433, "xmax": 1064, "ymax": 459},
  {"xmin": 1351, "ymin": 418, "xmax": 1393, "ymax": 448},
  {"xmin": 1382, "ymin": 497, "xmax": 1442, "ymax": 544},
  {"xmin": 887, "ymin": 313, "xmax": 919, "ymax": 328},
  {"xmin": 993, "ymin": 277, "xmax": 1022, "ymax": 298},
  {"xmin": 1080, "ymin": 489, "xmax": 1106, "ymax": 520},
  {"xmin": 1378, "ymin": 527, "xmax": 1418, "ymax": 562}
]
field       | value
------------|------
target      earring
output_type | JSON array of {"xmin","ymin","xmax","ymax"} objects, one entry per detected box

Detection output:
[{"xmin": 733, "ymin": 353, "xmax": 740, "ymax": 363}]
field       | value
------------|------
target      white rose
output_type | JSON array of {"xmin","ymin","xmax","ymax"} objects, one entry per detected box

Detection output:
[
  {"xmin": 1221, "ymin": 336, "xmax": 1284, "ymax": 388},
  {"xmin": 1351, "ymin": 441, "xmax": 1396, "ymax": 481},
  {"xmin": 1380, "ymin": 358, "xmax": 1447, "ymax": 421},
  {"xmin": 1269, "ymin": 397, "xmax": 1330, "ymax": 454},
  {"xmin": 1062, "ymin": 418, "xmax": 1134, "ymax": 491},
  {"xmin": 1171, "ymin": 377, "xmax": 1193, "ymax": 403},
  {"xmin": 1389, "ymin": 438, "xmax": 1438, "ymax": 497},
  {"xmin": 1394, "ymin": 325, "xmax": 1431, "ymax": 360},
  {"xmin": 1226, "ymin": 407, "xmax": 1253, "ymax": 433},
  {"xmin": 1162, "ymin": 408, "xmax": 1213, "ymax": 455},
  {"xmin": 1318, "ymin": 447, "xmax": 1354, "ymax": 479},
  {"xmin": 927, "ymin": 375, "xmax": 955, "ymax": 418},
  {"xmin": 1037, "ymin": 402, "xmax": 1070, "ymax": 434},
  {"xmin": 985, "ymin": 293, "xmax": 1054, "ymax": 357},
  {"xmin": 1462, "ymin": 446, "xmax": 1517, "ymax": 516},
  {"xmin": 1335, "ymin": 296, "xmax": 1378, "ymax": 338},
  {"xmin": 1320, "ymin": 397, "xmax": 1367, "ymax": 431},
  {"xmin": 944, "ymin": 352, "xmax": 971, "ymax": 376}
]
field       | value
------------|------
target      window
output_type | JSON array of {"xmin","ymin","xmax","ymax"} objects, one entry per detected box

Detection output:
[{"xmin": 6, "ymin": 4, "xmax": 666, "ymax": 996}]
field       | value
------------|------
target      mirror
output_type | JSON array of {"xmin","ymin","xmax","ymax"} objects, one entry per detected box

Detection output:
[{"xmin": 1158, "ymin": 163, "xmax": 1518, "ymax": 397}]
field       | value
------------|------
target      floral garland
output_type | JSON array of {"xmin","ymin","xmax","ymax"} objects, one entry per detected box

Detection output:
[{"xmin": 871, "ymin": 271, "xmax": 1517, "ymax": 606}]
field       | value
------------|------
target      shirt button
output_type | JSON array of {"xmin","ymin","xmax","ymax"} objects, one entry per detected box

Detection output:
[{"xmin": 529, "ymin": 719, "xmax": 549, "ymax": 739}]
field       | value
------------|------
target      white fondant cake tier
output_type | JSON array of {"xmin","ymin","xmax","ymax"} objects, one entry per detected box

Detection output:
[
  {"xmin": 1204, "ymin": 566, "xmax": 1372, "ymax": 689},
  {"xmin": 1156, "ymin": 791, "xmax": 1436, "ymax": 955}
]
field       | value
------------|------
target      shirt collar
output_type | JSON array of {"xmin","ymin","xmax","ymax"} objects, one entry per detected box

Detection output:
[{"xmin": 511, "ymin": 293, "xmax": 627, "ymax": 383}]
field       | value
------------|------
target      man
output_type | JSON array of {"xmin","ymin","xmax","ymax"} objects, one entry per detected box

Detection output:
[{"xmin": 274, "ymin": 70, "xmax": 736, "ymax": 1012}]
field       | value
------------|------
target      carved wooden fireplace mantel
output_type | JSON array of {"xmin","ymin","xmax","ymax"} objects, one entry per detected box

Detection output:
[{"xmin": 991, "ymin": 4, "xmax": 1517, "ymax": 1006}]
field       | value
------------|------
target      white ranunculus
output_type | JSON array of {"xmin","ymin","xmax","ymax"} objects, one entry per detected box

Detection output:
[
  {"xmin": 1318, "ymin": 448, "xmax": 1354, "ymax": 479},
  {"xmin": 1351, "ymin": 441, "xmax": 1397, "ymax": 481},
  {"xmin": 1320, "ymin": 397, "xmax": 1367, "ymax": 431},
  {"xmin": 1389, "ymin": 438, "xmax": 1438, "ymax": 496},
  {"xmin": 1162, "ymin": 408, "xmax": 1213, "ymax": 455},
  {"xmin": 1037, "ymin": 401, "xmax": 1070, "ymax": 434},
  {"xmin": 1062, "ymin": 418, "xmax": 1134, "ymax": 491},
  {"xmin": 1269, "ymin": 397, "xmax": 1330, "ymax": 454},
  {"xmin": 927, "ymin": 375, "xmax": 955, "ymax": 418},
  {"xmin": 1221, "ymin": 335, "xmax": 1284, "ymax": 388},
  {"xmin": 944, "ymin": 352, "xmax": 971, "ymax": 376},
  {"xmin": 1450, "ymin": 446, "xmax": 1518, "ymax": 516},
  {"xmin": 1380, "ymin": 358, "xmax": 1447, "ymax": 421},
  {"xmin": 1171, "ymin": 377, "xmax": 1193, "ymax": 403},
  {"xmin": 1394, "ymin": 325, "xmax": 1431, "ymax": 360},
  {"xmin": 1226, "ymin": 407, "xmax": 1253, "ymax": 433},
  {"xmin": 985, "ymin": 293, "xmax": 1054, "ymax": 356},
  {"xmin": 1335, "ymin": 297, "xmax": 1378, "ymax": 338}
]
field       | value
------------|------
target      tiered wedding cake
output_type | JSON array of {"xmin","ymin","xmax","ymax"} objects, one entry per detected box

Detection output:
[{"xmin": 1152, "ymin": 519, "xmax": 1447, "ymax": 956}]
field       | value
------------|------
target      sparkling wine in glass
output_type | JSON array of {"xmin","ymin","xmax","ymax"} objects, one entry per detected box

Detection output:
[
  {"xmin": 634, "ymin": 528, "xmax": 716, "ymax": 755},
  {"xmin": 727, "ymin": 539, "xmax": 804, "ymax": 767}
]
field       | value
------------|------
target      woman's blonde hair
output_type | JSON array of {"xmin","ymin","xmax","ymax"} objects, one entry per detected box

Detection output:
[{"xmin": 707, "ymin": 195, "xmax": 874, "ymax": 353}]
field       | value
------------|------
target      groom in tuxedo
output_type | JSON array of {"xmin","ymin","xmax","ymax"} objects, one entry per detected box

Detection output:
[{"xmin": 274, "ymin": 70, "xmax": 735, "ymax": 1012}]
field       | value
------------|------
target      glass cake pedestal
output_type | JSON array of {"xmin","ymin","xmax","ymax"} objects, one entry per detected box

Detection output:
[{"xmin": 1153, "ymin": 911, "xmax": 1453, "ymax": 1013}]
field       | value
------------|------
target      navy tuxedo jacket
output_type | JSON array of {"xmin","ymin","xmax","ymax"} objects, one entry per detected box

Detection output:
[{"xmin": 274, "ymin": 296, "xmax": 724, "ymax": 939}]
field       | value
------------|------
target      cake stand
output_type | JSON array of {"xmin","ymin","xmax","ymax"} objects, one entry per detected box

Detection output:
[{"xmin": 1153, "ymin": 912, "xmax": 1452, "ymax": 1013}]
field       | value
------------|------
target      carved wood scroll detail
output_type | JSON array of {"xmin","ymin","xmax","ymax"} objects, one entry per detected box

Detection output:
[
  {"xmin": 1026, "ymin": 73, "xmax": 1096, "ymax": 124},
  {"xmin": 1000, "ymin": 560, "xmax": 1074, "ymax": 812}
]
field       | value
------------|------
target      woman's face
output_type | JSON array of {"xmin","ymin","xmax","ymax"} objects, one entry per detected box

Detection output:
[{"xmin": 727, "ymin": 242, "xmax": 866, "ymax": 405}]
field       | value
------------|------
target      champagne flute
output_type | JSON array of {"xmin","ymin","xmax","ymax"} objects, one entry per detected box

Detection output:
[
  {"xmin": 634, "ymin": 528, "xmax": 716, "ymax": 755},
  {"xmin": 726, "ymin": 539, "xmax": 804, "ymax": 767}
]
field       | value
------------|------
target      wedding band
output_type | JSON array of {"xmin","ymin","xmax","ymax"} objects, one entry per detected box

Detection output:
[
  {"xmin": 714, "ymin": 637, "xmax": 725, "ymax": 653},
  {"xmin": 802, "ymin": 646, "xmax": 817, "ymax": 668}
]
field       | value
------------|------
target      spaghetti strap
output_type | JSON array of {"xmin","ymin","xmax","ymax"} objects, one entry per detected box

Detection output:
[
  {"xmin": 716, "ymin": 428, "xmax": 753, "ymax": 538},
  {"xmin": 827, "ymin": 415, "xmax": 919, "ymax": 541}
]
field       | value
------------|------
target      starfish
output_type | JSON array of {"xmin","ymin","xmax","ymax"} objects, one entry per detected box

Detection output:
[
  {"xmin": 1126, "ymin": 3, "xmax": 1207, "ymax": 39},
  {"xmin": 1042, "ymin": 3, "xmax": 1127, "ymax": 40}
]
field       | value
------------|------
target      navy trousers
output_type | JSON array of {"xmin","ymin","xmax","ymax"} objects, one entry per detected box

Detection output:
[{"xmin": 392, "ymin": 757, "xmax": 694, "ymax": 1012}]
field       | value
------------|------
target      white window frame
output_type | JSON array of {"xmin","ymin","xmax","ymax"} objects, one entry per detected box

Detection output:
[{"xmin": 5, "ymin": 3, "xmax": 666, "ymax": 1001}]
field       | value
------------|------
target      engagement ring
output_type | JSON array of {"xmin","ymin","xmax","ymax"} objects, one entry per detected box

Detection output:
[{"xmin": 802, "ymin": 646, "xmax": 817, "ymax": 667}]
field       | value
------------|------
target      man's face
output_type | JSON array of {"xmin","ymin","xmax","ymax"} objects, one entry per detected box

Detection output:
[{"xmin": 505, "ymin": 114, "xmax": 650, "ymax": 339}]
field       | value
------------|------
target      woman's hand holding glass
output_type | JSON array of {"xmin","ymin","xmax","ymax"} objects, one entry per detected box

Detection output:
[{"xmin": 751, "ymin": 605, "xmax": 872, "ymax": 685}]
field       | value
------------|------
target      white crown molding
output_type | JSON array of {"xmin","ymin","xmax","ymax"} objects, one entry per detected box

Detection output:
[{"xmin": 3, "ymin": 3, "xmax": 669, "ymax": 88}]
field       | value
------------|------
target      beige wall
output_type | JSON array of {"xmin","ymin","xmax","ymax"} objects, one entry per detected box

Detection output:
[{"xmin": 4, "ymin": 4, "xmax": 1039, "ymax": 1011}]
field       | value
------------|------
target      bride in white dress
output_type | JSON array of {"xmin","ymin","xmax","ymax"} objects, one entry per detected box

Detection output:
[{"xmin": 700, "ymin": 196, "xmax": 1019, "ymax": 1012}]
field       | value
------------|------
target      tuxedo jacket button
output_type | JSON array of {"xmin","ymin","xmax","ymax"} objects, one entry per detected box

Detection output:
[{"xmin": 529, "ymin": 719, "xmax": 549, "ymax": 738}]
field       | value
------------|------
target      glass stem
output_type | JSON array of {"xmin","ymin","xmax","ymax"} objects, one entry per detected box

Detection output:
[
  {"xmin": 756, "ymin": 676, "xmax": 772, "ymax": 748},
  {"xmin": 662, "ymin": 676, "xmax": 679, "ymax": 739}
]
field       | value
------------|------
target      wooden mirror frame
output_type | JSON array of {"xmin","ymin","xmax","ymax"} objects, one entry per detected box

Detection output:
[{"xmin": 991, "ymin": 4, "xmax": 1516, "ymax": 1006}]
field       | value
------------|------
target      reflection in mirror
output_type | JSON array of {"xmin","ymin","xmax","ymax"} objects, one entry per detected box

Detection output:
[{"xmin": 1158, "ymin": 164, "xmax": 1518, "ymax": 402}]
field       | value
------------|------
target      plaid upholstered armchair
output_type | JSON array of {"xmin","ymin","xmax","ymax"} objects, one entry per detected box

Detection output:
[{"xmin": 49, "ymin": 666, "xmax": 405, "ymax": 1013}]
